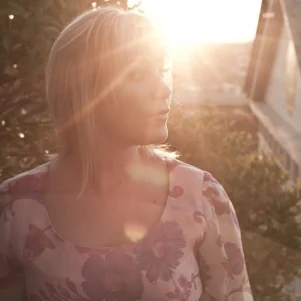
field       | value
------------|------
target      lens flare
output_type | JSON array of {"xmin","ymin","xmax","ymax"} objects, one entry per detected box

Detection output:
[{"xmin": 124, "ymin": 222, "xmax": 146, "ymax": 242}]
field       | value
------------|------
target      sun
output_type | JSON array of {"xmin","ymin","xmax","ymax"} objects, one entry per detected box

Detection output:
[{"xmin": 136, "ymin": 0, "xmax": 261, "ymax": 47}]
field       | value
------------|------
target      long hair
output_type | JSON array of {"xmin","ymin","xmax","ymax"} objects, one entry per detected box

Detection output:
[{"xmin": 45, "ymin": 6, "xmax": 178, "ymax": 196}]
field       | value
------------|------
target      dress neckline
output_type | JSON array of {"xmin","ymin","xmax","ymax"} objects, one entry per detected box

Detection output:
[{"xmin": 38, "ymin": 157, "xmax": 174, "ymax": 252}]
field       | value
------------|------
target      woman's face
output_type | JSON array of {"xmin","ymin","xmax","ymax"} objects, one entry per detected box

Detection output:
[{"xmin": 96, "ymin": 50, "xmax": 172, "ymax": 146}]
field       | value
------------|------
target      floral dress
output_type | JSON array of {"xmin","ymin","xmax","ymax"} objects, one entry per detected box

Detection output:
[{"xmin": 0, "ymin": 159, "xmax": 253, "ymax": 301}]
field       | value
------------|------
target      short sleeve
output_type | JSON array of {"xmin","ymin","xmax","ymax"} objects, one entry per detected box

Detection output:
[
  {"xmin": 197, "ymin": 172, "xmax": 253, "ymax": 301},
  {"xmin": 0, "ymin": 179, "xmax": 26, "ymax": 300}
]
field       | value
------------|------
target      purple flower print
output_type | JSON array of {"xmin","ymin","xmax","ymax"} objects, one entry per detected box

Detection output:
[
  {"xmin": 166, "ymin": 274, "xmax": 199, "ymax": 301},
  {"xmin": 135, "ymin": 221, "xmax": 186, "ymax": 283},
  {"xmin": 23, "ymin": 224, "xmax": 55, "ymax": 261},
  {"xmin": 203, "ymin": 174, "xmax": 230, "ymax": 216},
  {"xmin": 178, "ymin": 275, "xmax": 192, "ymax": 290},
  {"xmin": 65, "ymin": 278, "xmax": 79, "ymax": 295},
  {"xmin": 193, "ymin": 211, "xmax": 206, "ymax": 224},
  {"xmin": 169, "ymin": 185, "xmax": 184, "ymax": 198},
  {"xmin": 34, "ymin": 278, "xmax": 91, "ymax": 301},
  {"xmin": 81, "ymin": 252, "xmax": 143, "ymax": 301},
  {"xmin": 203, "ymin": 186, "xmax": 230, "ymax": 216},
  {"xmin": 203, "ymin": 172, "xmax": 218, "ymax": 184},
  {"xmin": 166, "ymin": 287, "xmax": 190, "ymax": 301},
  {"xmin": 202, "ymin": 185, "xmax": 219, "ymax": 200},
  {"xmin": 224, "ymin": 242, "xmax": 244, "ymax": 275}
]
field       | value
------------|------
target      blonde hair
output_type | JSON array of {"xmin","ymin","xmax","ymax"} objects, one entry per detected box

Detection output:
[{"xmin": 45, "ymin": 6, "xmax": 178, "ymax": 196}]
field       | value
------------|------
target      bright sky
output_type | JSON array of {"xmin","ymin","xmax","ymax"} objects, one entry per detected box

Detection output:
[{"xmin": 133, "ymin": 0, "xmax": 262, "ymax": 45}]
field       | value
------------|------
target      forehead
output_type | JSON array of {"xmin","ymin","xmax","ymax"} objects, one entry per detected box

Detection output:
[{"xmin": 115, "ymin": 13, "xmax": 167, "ymax": 66}]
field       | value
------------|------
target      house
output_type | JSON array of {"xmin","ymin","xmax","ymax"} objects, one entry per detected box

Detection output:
[{"xmin": 244, "ymin": 0, "xmax": 301, "ymax": 181}]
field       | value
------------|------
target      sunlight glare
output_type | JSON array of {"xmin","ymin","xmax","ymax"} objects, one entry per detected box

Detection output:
[
  {"xmin": 124, "ymin": 222, "xmax": 146, "ymax": 242},
  {"xmin": 142, "ymin": 0, "xmax": 261, "ymax": 46},
  {"xmin": 126, "ymin": 162, "xmax": 167, "ymax": 187}
]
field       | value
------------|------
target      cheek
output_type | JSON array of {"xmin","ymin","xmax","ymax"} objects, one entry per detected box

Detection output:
[
  {"xmin": 95, "ymin": 93, "xmax": 147, "ymax": 136},
  {"xmin": 115, "ymin": 84, "xmax": 153, "ymax": 120},
  {"xmin": 96, "ymin": 80, "xmax": 166, "ymax": 142}
]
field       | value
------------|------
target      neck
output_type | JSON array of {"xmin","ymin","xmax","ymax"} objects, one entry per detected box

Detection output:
[
  {"xmin": 52, "ymin": 134, "xmax": 158, "ymax": 195},
  {"xmin": 69, "ymin": 145, "xmax": 143, "ymax": 173},
  {"xmin": 49, "ymin": 143, "xmax": 165, "ymax": 198}
]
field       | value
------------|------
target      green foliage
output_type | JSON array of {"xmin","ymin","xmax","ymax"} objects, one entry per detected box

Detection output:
[
  {"xmin": 0, "ymin": 78, "xmax": 55, "ymax": 180},
  {"xmin": 168, "ymin": 104, "xmax": 301, "ymax": 301},
  {"xmin": 0, "ymin": 0, "xmax": 138, "ymax": 84}
]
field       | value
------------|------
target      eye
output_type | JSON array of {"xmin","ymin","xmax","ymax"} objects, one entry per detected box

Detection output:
[
  {"xmin": 128, "ymin": 68, "xmax": 146, "ymax": 81},
  {"xmin": 159, "ymin": 67, "xmax": 170, "ymax": 77}
]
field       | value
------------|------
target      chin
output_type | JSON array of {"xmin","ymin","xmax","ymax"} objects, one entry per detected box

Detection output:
[
  {"xmin": 145, "ymin": 127, "xmax": 169, "ymax": 145},
  {"xmin": 128, "ymin": 124, "xmax": 169, "ymax": 146}
]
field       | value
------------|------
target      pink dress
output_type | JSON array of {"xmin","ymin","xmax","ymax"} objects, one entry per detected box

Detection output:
[{"xmin": 0, "ymin": 159, "xmax": 253, "ymax": 301}]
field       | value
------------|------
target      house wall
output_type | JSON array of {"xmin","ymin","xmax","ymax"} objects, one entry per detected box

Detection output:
[{"xmin": 265, "ymin": 25, "xmax": 301, "ymax": 134}]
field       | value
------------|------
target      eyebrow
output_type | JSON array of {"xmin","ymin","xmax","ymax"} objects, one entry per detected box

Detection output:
[{"xmin": 133, "ymin": 53, "xmax": 167, "ymax": 66}]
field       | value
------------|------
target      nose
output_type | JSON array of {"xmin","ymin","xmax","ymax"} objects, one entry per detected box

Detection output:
[{"xmin": 155, "ymin": 78, "xmax": 172, "ymax": 102}]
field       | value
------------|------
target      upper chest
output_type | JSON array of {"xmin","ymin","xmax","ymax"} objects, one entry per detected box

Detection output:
[{"xmin": 44, "ymin": 175, "xmax": 169, "ymax": 248}]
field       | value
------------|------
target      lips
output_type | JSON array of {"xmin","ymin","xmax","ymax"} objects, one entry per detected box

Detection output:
[
  {"xmin": 153, "ymin": 113, "xmax": 169, "ymax": 120},
  {"xmin": 151, "ymin": 109, "xmax": 170, "ymax": 120}
]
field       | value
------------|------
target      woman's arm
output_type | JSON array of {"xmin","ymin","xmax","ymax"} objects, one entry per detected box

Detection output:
[{"xmin": 197, "ymin": 172, "xmax": 253, "ymax": 301}]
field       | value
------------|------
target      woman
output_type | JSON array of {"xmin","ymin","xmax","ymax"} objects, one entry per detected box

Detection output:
[{"xmin": 0, "ymin": 6, "xmax": 253, "ymax": 301}]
